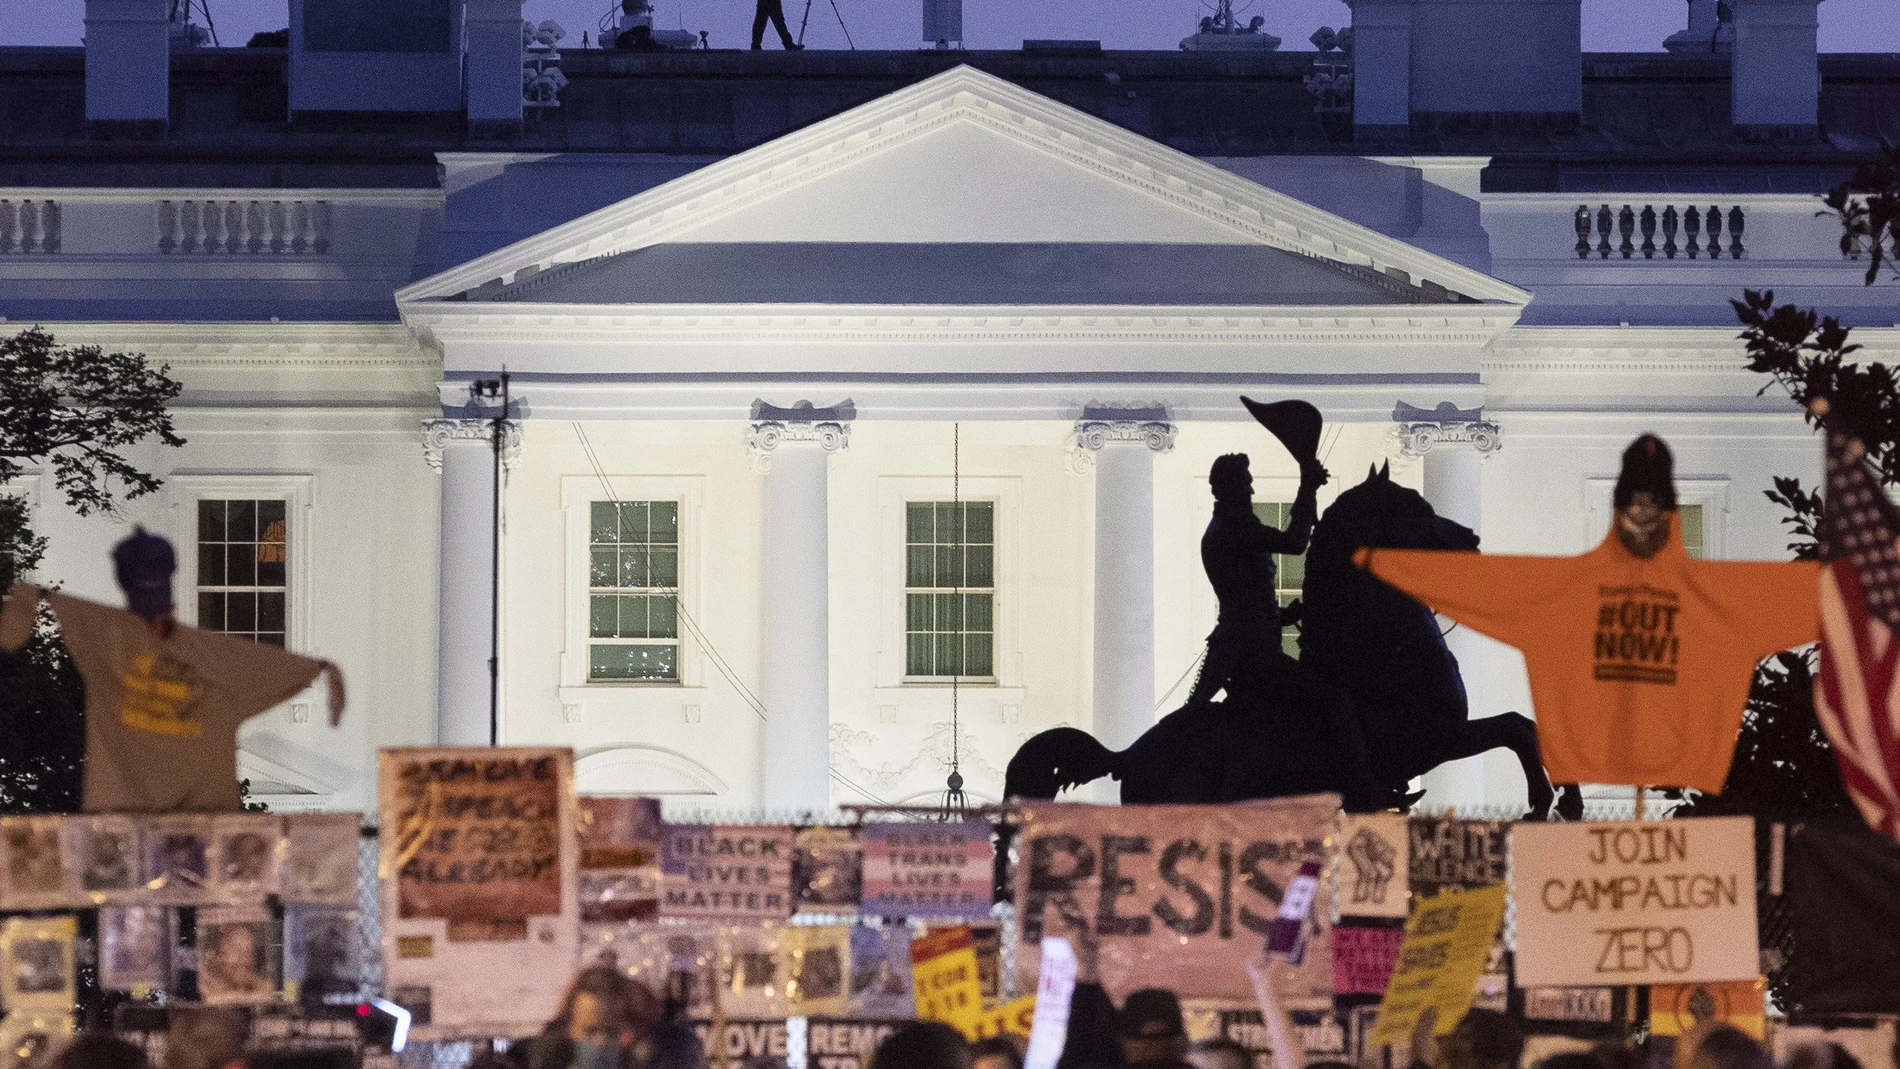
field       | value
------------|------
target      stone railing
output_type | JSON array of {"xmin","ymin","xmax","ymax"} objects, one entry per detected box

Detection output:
[
  {"xmin": 1573, "ymin": 203, "xmax": 1746, "ymax": 260},
  {"xmin": 0, "ymin": 199, "xmax": 60, "ymax": 254},
  {"xmin": 157, "ymin": 198, "xmax": 333, "ymax": 255}
]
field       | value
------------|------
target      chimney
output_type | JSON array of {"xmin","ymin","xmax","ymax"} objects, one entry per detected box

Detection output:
[
  {"xmin": 1730, "ymin": 0, "xmax": 1823, "ymax": 132},
  {"xmin": 466, "ymin": 0, "xmax": 525, "ymax": 134},
  {"xmin": 1346, "ymin": 0, "xmax": 1413, "ymax": 135},
  {"xmin": 1664, "ymin": 0, "xmax": 1733, "ymax": 53},
  {"xmin": 84, "ymin": 0, "xmax": 170, "ymax": 133},
  {"xmin": 1408, "ymin": 0, "xmax": 1581, "ymax": 118}
]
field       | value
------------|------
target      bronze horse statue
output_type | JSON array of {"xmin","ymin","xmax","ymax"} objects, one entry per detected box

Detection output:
[{"xmin": 1003, "ymin": 463, "xmax": 1568, "ymax": 818}]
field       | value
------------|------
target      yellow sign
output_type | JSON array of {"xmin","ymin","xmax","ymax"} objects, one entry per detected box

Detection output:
[
  {"xmin": 1649, "ymin": 978, "xmax": 1766, "ymax": 1040},
  {"xmin": 972, "ymin": 997, "xmax": 1038, "ymax": 1040},
  {"xmin": 912, "ymin": 925, "xmax": 985, "ymax": 1036},
  {"xmin": 1371, "ymin": 884, "xmax": 1508, "ymax": 1045}
]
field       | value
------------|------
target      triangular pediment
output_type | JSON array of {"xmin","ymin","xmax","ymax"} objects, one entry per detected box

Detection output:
[{"xmin": 400, "ymin": 66, "xmax": 1526, "ymax": 309}]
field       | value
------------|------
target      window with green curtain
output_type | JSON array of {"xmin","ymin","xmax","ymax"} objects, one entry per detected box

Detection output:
[
  {"xmin": 1678, "ymin": 502, "xmax": 1706, "ymax": 560},
  {"xmin": 904, "ymin": 501, "xmax": 995, "ymax": 678},
  {"xmin": 1251, "ymin": 501, "xmax": 1305, "ymax": 657},
  {"xmin": 587, "ymin": 500, "xmax": 680, "ymax": 681}
]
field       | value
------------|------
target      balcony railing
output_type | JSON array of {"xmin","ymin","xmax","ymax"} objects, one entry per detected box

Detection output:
[
  {"xmin": 1573, "ymin": 203, "xmax": 1746, "ymax": 261},
  {"xmin": 0, "ymin": 199, "xmax": 60, "ymax": 254},
  {"xmin": 157, "ymin": 199, "xmax": 333, "ymax": 255}
]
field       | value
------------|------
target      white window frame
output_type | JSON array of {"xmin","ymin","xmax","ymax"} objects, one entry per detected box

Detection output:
[
  {"xmin": 877, "ymin": 475, "xmax": 1019, "ymax": 689},
  {"xmin": 1584, "ymin": 475, "xmax": 1729, "ymax": 558},
  {"xmin": 560, "ymin": 475, "xmax": 704, "ymax": 688},
  {"xmin": 167, "ymin": 473, "xmax": 315, "ymax": 653}
]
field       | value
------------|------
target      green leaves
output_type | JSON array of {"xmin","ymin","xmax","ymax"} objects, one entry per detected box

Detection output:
[
  {"xmin": 1820, "ymin": 145, "xmax": 1900, "ymax": 286},
  {"xmin": 0, "ymin": 326, "xmax": 186, "ymax": 516}
]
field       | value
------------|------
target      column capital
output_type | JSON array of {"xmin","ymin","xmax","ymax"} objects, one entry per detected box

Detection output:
[
  {"xmin": 748, "ymin": 399, "xmax": 854, "ymax": 471},
  {"xmin": 422, "ymin": 417, "xmax": 520, "ymax": 472},
  {"xmin": 1073, "ymin": 404, "xmax": 1177, "ymax": 454},
  {"xmin": 1393, "ymin": 401, "xmax": 1500, "ymax": 457}
]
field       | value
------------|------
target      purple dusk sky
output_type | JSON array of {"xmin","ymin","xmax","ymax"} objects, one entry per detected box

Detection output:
[{"xmin": 4, "ymin": 0, "xmax": 1897, "ymax": 57}]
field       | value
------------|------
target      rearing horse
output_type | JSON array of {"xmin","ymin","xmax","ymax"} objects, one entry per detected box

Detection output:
[{"xmin": 1003, "ymin": 463, "xmax": 1559, "ymax": 817}]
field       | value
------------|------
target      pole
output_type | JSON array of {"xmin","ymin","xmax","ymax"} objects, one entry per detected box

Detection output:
[{"xmin": 488, "ymin": 370, "xmax": 509, "ymax": 746}]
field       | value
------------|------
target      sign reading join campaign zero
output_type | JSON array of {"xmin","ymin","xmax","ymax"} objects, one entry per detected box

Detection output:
[{"xmin": 1511, "ymin": 817, "xmax": 1757, "ymax": 987}]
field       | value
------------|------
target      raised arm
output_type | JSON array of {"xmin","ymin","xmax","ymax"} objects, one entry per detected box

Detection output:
[
  {"xmin": 1255, "ymin": 460, "xmax": 1328, "ymax": 555},
  {"xmin": 0, "ymin": 584, "xmax": 44, "ymax": 654}
]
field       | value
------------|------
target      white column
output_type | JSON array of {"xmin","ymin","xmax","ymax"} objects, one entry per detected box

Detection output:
[
  {"xmin": 1076, "ymin": 411, "xmax": 1177, "ymax": 775},
  {"xmin": 751, "ymin": 405, "xmax": 852, "ymax": 815},
  {"xmin": 425, "ymin": 418, "xmax": 518, "ymax": 747}
]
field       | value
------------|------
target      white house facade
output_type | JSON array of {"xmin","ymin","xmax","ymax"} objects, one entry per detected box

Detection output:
[{"xmin": 6, "ymin": 2, "xmax": 1897, "ymax": 818}]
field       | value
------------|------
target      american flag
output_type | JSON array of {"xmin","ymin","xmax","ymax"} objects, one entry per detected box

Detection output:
[{"xmin": 1816, "ymin": 427, "xmax": 1900, "ymax": 841}]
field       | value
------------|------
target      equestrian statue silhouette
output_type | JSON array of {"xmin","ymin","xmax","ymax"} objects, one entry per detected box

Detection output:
[{"xmin": 1003, "ymin": 397, "xmax": 1568, "ymax": 819}]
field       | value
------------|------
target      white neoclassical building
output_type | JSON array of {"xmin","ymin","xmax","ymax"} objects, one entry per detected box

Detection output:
[{"xmin": 7, "ymin": 0, "xmax": 1898, "ymax": 817}]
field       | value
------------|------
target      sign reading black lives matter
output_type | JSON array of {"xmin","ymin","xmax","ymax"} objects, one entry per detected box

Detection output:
[
  {"xmin": 1511, "ymin": 817, "xmax": 1757, "ymax": 987},
  {"xmin": 662, "ymin": 825, "xmax": 795, "ymax": 921},
  {"xmin": 378, "ymin": 747, "xmax": 579, "ymax": 1033}
]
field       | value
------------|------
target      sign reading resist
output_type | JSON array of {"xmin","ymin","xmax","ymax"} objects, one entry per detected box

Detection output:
[{"xmin": 1511, "ymin": 817, "xmax": 1757, "ymax": 987}]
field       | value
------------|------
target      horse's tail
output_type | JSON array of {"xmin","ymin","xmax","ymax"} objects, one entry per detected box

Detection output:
[{"xmin": 1003, "ymin": 726, "xmax": 1120, "ymax": 800}]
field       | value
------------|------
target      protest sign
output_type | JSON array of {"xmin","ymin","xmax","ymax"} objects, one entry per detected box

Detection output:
[
  {"xmin": 691, "ymin": 1019, "xmax": 790, "ymax": 1069},
  {"xmin": 1339, "ymin": 814, "xmax": 1409, "ymax": 919},
  {"xmin": 785, "ymin": 924, "xmax": 852, "ymax": 1017},
  {"xmin": 1511, "ymin": 818, "xmax": 1757, "ymax": 987},
  {"xmin": 1408, "ymin": 818, "xmax": 1507, "ymax": 897},
  {"xmin": 1013, "ymin": 797, "xmax": 1339, "ymax": 1002},
  {"xmin": 1184, "ymin": 1007, "xmax": 1347, "ymax": 1069},
  {"xmin": 1, "ymin": 916, "xmax": 76, "ymax": 1011},
  {"xmin": 1023, "ymin": 937, "xmax": 1078, "ymax": 1069},
  {"xmin": 723, "ymin": 925, "xmax": 791, "ymax": 1019},
  {"xmin": 848, "ymin": 925, "xmax": 914, "ymax": 1018},
  {"xmin": 663, "ymin": 824, "xmax": 794, "ymax": 921},
  {"xmin": 378, "ymin": 747, "xmax": 577, "ymax": 1033},
  {"xmin": 1333, "ymin": 925, "xmax": 1403, "ymax": 997},
  {"xmin": 1523, "ymin": 988, "xmax": 1615, "ymax": 1024},
  {"xmin": 578, "ymin": 797, "xmax": 662, "ymax": 923},
  {"xmin": 1371, "ymin": 884, "xmax": 1508, "ymax": 1045},
  {"xmin": 862, "ymin": 821, "xmax": 993, "ymax": 920},
  {"xmin": 806, "ymin": 1020, "xmax": 903, "ymax": 1069},
  {"xmin": 283, "ymin": 813, "xmax": 360, "ymax": 906},
  {"xmin": 911, "ymin": 925, "xmax": 985, "ymax": 1037},
  {"xmin": 1650, "ymin": 978, "xmax": 1766, "ymax": 1040},
  {"xmin": 794, "ymin": 826, "xmax": 863, "ymax": 914},
  {"xmin": 972, "ymin": 997, "xmax": 1037, "ymax": 1041}
]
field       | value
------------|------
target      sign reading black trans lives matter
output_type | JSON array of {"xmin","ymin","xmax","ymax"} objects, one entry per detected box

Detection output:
[{"xmin": 1511, "ymin": 817, "xmax": 1757, "ymax": 987}]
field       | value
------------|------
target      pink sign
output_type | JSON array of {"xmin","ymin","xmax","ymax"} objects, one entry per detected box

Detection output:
[
  {"xmin": 1332, "ymin": 925, "xmax": 1403, "ymax": 996},
  {"xmin": 861, "ymin": 822, "xmax": 994, "ymax": 920}
]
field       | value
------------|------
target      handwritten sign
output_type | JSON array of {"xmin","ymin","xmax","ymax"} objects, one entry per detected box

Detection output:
[
  {"xmin": 1511, "ymin": 818, "xmax": 1758, "ymax": 987},
  {"xmin": 383, "ymin": 750, "xmax": 565, "ymax": 925},
  {"xmin": 577, "ymin": 797, "xmax": 662, "ymax": 924},
  {"xmin": 973, "ymin": 997, "xmax": 1037, "ymax": 1041},
  {"xmin": 1023, "ymin": 938, "xmax": 1077, "ymax": 1069},
  {"xmin": 1013, "ymin": 798, "xmax": 1339, "ymax": 1002},
  {"xmin": 661, "ymin": 824, "xmax": 793, "ymax": 921},
  {"xmin": 862, "ymin": 821, "xmax": 993, "ymax": 920},
  {"xmin": 1650, "ymin": 978, "xmax": 1766, "ymax": 1039},
  {"xmin": 911, "ymin": 925, "xmax": 985, "ymax": 1036},
  {"xmin": 1339, "ymin": 814, "xmax": 1409, "ymax": 919},
  {"xmin": 1524, "ymin": 988, "xmax": 1615, "ymax": 1024},
  {"xmin": 806, "ymin": 1020, "xmax": 902, "ymax": 1069},
  {"xmin": 1186, "ymin": 1007, "xmax": 1347, "ymax": 1068},
  {"xmin": 1333, "ymin": 925, "xmax": 1404, "ymax": 997},
  {"xmin": 1408, "ymin": 818, "xmax": 1507, "ymax": 896},
  {"xmin": 1371, "ymin": 883, "xmax": 1508, "ymax": 1045},
  {"xmin": 691, "ymin": 1020, "xmax": 789, "ymax": 1069}
]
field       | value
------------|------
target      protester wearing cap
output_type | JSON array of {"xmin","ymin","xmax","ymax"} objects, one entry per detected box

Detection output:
[
  {"xmin": 0, "ymin": 527, "xmax": 345, "ymax": 812},
  {"xmin": 1119, "ymin": 988, "xmax": 1194, "ymax": 1069}
]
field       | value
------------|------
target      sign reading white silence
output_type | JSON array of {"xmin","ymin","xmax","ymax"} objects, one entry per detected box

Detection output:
[{"xmin": 1512, "ymin": 817, "xmax": 1757, "ymax": 988}]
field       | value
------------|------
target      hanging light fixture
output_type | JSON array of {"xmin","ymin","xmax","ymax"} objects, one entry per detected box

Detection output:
[{"xmin": 940, "ymin": 422, "xmax": 968, "ymax": 821}]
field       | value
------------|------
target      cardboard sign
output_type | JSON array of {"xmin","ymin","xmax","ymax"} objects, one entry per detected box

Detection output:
[
  {"xmin": 1650, "ymin": 978, "xmax": 1766, "ymax": 1040},
  {"xmin": 691, "ymin": 1019, "xmax": 790, "ymax": 1069},
  {"xmin": 578, "ymin": 797, "xmax": 662, "ymax": 923},
  {"xmin": 806, "ymin": 1020, "xmax": 903, "ymax": 1069},
  {"xmin": 1371, "ymin": 883, "xmax": 1508, "ymax": 1045},
  {"xmin": 378, "ymin": 747, "xmax": 578, "ymax": 1033},
  {"xmin": 794, "ymin": 826, "xmax": 863, "ymax": 914},
  {"xmin": 1524, "ymin": 988, "xmax": 1615, "ymax": 1023},
  {"xmin": 1408, "ymin": 818, "xmax": 1508, "ymax": 896},
  {"xmin": 1333, "ymin": 925, "xmax": 1404, "ymax": 997},
  {"xmin": 847, "ymin": 924, "xmax": 914, "ymax": 1018},
  {"xmin": 1184, "ymin": 1007, "xmax": 1347, "ymax": 1068},
  {"xmin": 1023, "ymin": 938, "xmax": 1078, "ymax": 1069},
  {"xmin": 662, "ymin": 824, "xmax": 794, "ymax": 921},
  {"xmin": 1339, "ymin": 814, "xmax": 1409, "ymax": 919},
  {"xmin": 1512, "ymin": 818, "xmax": 1758, "ymax": 987},
  {"xmin": 972, "ymin": 997, "xmax": 1037, "ymax": 1041},
  {"xmin": 911, "ymin": 925, "xmax": 985, "ymax": 1036},
  {"xmin": 1014, "ymin": 797, "xmax": 1339, "ymax": 1002},
  {"xmin": 862, "ymin": 821, "xmax": 993, "ymax": 920}
]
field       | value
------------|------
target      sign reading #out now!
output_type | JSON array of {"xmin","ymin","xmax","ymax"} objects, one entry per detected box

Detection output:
[{"xmin": 1511, "ymin": 817, "xmax": 1757, "ymax": 988}]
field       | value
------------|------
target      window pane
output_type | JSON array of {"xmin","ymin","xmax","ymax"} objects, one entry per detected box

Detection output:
[
  {"xmin": 935, "ymin": 503, "xmax": 959, "ymax": 542},
  {"xmin": 198, "ymin": 501, "xmax": 226, "ymax": 543},
  {"xmin": 620, "ymin": 502, "xmax": 650, "ymax": 544},
  {"xmin": 648, "ymin": 596, "xmax": 678, "ymax": 639},
  {"xmin": 258, "ymin": 498, "xmax": 286, "ymax": 530},
  {"xmin": 935, "ymin": 634, "xmax": 961, "ymax": 676},
  {"xmin": 590, "ymin": 643, "xmax": 677, "ymax": 681},
  {"xmin": 906, "ymin": 593, "xmax": 930, "ymax": 631},
  {"xmin": 591, "ymin": 502, "xmax": 619, "ymax": 543},
  {"xmin": 906, "ymin": 546, "xmax": 934, "ymax": 588},
  {"xmin": 1279, "ymin": 550, "xmax": 1304, "ymax": 592},
  {"xmin": 258, "ymin": 554, "xmax": 286, "ymax": 588},
  {"xmin": 199, "ymin": 543, "xmax": 226, "ymax": 586},
  {"xmin": 1679, "ymin": 503, "xmax": 1705, "ymax": 560},
  {"xmin": 648, "ymin": 547, "xmax": 678, "ymax": 588},
  {"xmin": 936, "ymin": 545, "xmax": 962, "ymax": 588},
  {"xmin": 964, "ymin": 634, "xmax": 993, "ymax": 677},
  {"xmin": 225, "ymin": 544, "xmax": 256, "ymax": 587},
  {"xmin": 198, "ymin": 592, "xmax": 225, "ymax": 631},
  {"xmin": 907, "ymin": 503, "xmax": 934, "ymax": 543},
  {"xmin": 965, "ymin": 593, "xmax": 992, "ymax": 631},
  {"xmin": 906, "ymin": 633, "xmax": 933, "ymax": 676},
  {"xmin": 619, "ymin": 552, "xmax": 649, "ymax": 590},
  {"xmin": 228, "ymin": 591, "xmax": 257, "ymax": 632},
  {"xmin": 649, "ymin": 501, "xmax": 678, "ymax": 543},
  {"xmin": 228, "ymin": 500, "xmax": 257, "ymax": 542},
  {"xmin": 590, "ymin": 596, "xmax": 618, "ymax": 638},
  {"xmin": 257, "ymin": 591, "xmax": 285, "ymax": 632},
  {"xmin": 965, "ymin": 502, "xmax": 993, "ymax": 543},
  {"xmin": 590, "ymin": 549, "xmax": 617, "ymax": 589},
  {"xmin": 259, "ymin": 633, "xmax": 286, "ymax": 648},
  {"xmin": 936, "ymin": 592, "xmax": 963, "ymax": 632},
  {"xmin": 619, "ymin": 596, "xmax": 650, "ymax": 638},
  {"xmin": 965, "ymin": 545, "xmax": 994, "ymax": 587}
]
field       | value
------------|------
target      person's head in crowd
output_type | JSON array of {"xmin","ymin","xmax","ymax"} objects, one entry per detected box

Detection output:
[
  {"xmin": 1186, "ymin": 1038, "xmax": 1249, "ymax": 1069},
  {"xmin": 58, "ymin": 1033, "xmax": 148, "ymax": 1069},
  {"xmin": 868, "ymin": 1022, "xmax": 972, "ymax": 1069},
  {"xmin": 163, "ymin": 1008, "xmax": 250, "ymax": 1069},
  {"xmin": 1058, "ymin": 982, "xmax": 1125, "ymax": 1069},
  {"xmin": 113, "ymin": 527, "xmax": 177, "ymax": 622},
  {"xmin": 1685, "ymin": 1026, "xmax": 1772, "ymax": 1069},
  {"xmin": 536, "ymin": 967, "xmax": 663, "ymax": 1069},
  {"xmin": 972, "ymin": 1035, "xmax": 1026, "ymax": 1069},
  {"xmin": 1119, "ymin": 988, "xmax": 1190, "ymax": 1067},
  {"xmin": 1784, "ymin": 1044, "xmax": 1865, "ymax": 1069},
  {"xmin": 1438, "ymin": 1010, "xmax": 1523, "ymax": 1069}
]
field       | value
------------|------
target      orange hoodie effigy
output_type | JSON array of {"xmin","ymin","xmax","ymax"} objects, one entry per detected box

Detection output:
[{"xmin": 1355, "ymin": 515, "xmax": 1819, "ymax": 792}]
